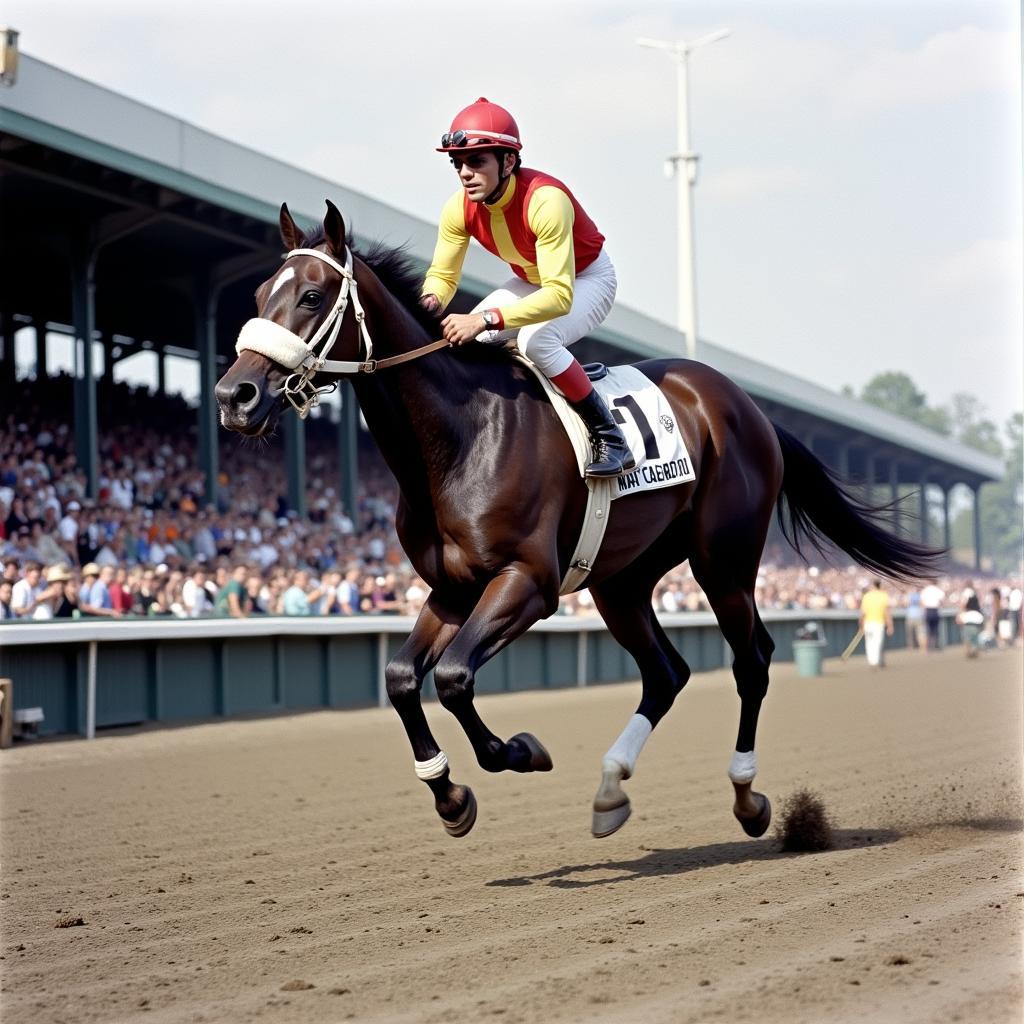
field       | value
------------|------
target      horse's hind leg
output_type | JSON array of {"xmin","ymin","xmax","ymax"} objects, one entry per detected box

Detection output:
[
  {"xmin": 690, "ymin": 550, "xmax": 776, "ymax": 838},
  {"xmin": 588, "ymin": 539, "xmax": 693, "ymax": 837}
]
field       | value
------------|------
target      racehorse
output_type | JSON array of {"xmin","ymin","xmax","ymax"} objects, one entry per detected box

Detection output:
[{"xmin": 216, "ymin": 201, "xmax": 941, "ymax": 840}]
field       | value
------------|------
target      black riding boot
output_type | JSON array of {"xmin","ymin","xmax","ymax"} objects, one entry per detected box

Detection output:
[{"xmin": 569, "ymin": 389, "xmax": 636, "ymax": 479}]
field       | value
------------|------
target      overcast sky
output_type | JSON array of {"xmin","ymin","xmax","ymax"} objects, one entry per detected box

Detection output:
[{"xmin": 8, "ymin": 1, "xmax": 1022, "ymax": 426}]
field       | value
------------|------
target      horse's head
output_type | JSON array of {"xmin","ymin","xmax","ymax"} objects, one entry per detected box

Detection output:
[{"xmin": 216, "ymin": 200, "xmax": 366, "ymax": 436}]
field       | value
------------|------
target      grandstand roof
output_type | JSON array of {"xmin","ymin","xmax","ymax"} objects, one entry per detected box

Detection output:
[{"xmin": 0, "ymin": 54, "xmax": 1002, "ymax": 483}]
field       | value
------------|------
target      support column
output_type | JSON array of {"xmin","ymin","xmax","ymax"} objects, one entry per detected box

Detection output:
[
  {"xmin": 34, "ymin": 316, "xmax": 46, "ymax": 378},
  {"xmin": 339, "ymin": 382, "xmax": 358, "ymax": 523},
  {"xmin": 888, "ymin": 458, "xmax": 901, "ymax": 536},
  {"xmin": 865, "ymin": 452, "xmax": 876, "ymax": 507},
  {"xmin": 156, "ymin": 345, "xmax": 167, "ymax": 395},
  {"xmin": 918, "ymin": 470, "xmax": 929, "ymax": 544},
  {"xmin": 70, "ymin": 209, "xmax": 163, "ymax": 500},
  {"xmin": 0, "ymin": 310, "xmax": 16, "ymax": 389},
  {"xmin": 836, "ymin": 441, "xmax": 850, "ymax": 481},
  {"xmin": 942, "ymin": 484, "xmax": 951, "ymax": 556},
  {"xmin": 71, "ymin": 243, "xmax": 99, "ymax": 498},
  {"xmin": 972, "ymin": 484, "xmax": 983, "ymax": 571},
  {"xmin": 201, "ymin": 249, "xmax": 278, "ymax": 508},
  {"xmin": 195, "ymin": 278, "xmax": 219, "ymax": 508},
  {"xmin": 284, "ymin": 412, "xmax": 306, "ymax": 517}
]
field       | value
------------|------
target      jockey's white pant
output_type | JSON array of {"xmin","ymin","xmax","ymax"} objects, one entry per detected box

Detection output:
[{"xmin": 471, "ymin": 248, "xmax": 617, "ymax": 378}]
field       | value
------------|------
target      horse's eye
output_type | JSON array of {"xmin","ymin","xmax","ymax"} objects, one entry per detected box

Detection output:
[{"xmin": 300, "ymin": 291, "xmax": 321, "ymax": 308}]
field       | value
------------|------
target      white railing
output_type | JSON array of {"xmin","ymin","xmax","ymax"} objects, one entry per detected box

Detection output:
[{"xmin": 0, "ymin": 608, "xmax": 945, "ymax": 741}]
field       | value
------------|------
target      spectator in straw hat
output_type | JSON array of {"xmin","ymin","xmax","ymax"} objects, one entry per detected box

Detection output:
[
  {"xmin": 51, "ymin": 566, "xmax": 80, "ymax": 619},
  {"xmin": 35, "ymin": 564, "xmax": 76, "ymax": 619},
  {"xmin": 79, "ymin": 563, "xmax": 118, "ymax": 618}
]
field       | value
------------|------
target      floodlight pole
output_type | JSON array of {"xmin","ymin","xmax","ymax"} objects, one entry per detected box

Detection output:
[{"xmin": 637, "ymin": 30, "xmax": 730, "ymax": 359}]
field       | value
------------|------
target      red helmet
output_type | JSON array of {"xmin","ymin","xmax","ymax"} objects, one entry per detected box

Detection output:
[{"xmin": 436, "ymin": 97, "xmax": 523, "ymax": 153}]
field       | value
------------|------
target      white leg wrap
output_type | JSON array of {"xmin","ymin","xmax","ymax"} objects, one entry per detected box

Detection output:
[
  {"xmin": 414, "ymin": 751, "xmax": 449, "ymax": 781},
  {"xmin": 604, "ymin": 714, "xmax": 653, "ymax": 779},
  {"xmin": 729, "ymin": 749, "xmax": 758, "ymax": 784}
]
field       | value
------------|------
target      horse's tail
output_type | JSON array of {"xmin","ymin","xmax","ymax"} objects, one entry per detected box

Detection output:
[{"xmin": 773, "ymin": 423, "xmax": 945, "ymax": 582}]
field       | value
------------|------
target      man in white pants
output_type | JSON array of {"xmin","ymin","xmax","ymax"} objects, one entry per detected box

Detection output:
[
  {"xmin": 421, "ymin": 97, "xmax": 634, "ymax": 479},
  {"xmin": 860, "ymin": 579, "xmax": 894, "ymax": 668}
]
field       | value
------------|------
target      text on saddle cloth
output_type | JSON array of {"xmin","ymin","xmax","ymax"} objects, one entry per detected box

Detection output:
[{"xmin": 518, "ymin": 358, "xmax": 697, "ymax": 497}]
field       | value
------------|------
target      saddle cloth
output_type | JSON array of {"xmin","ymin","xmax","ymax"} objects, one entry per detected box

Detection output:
[
  {"xmin": 514, "ymin": 356, "xmax": 696, "ymax": 497},
  {"xmin": 512, "ymin": 355, "xmax": 696, "ymax": 594}
]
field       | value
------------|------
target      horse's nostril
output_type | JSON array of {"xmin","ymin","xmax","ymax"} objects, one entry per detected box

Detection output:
[{"xmin": 236, "ymin": 381, "xmax": 260, "ymax": 409}]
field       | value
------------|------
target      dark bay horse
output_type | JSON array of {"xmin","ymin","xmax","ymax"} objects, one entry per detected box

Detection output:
[{"xmin": 216, "ymin": 201, "xmax": 940, "ymax": 840}]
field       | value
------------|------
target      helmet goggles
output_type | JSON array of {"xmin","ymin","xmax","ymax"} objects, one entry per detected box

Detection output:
[{"xmin": 437, "ymin": 129, "xmax": 521, "ymax": 153}]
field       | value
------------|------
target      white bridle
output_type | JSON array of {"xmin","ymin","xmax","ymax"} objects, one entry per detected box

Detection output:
[{"xmin": 235, "ymin": 246, "xmax": 376, "ymax": 419}]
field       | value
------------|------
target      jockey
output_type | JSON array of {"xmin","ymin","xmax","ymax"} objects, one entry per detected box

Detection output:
[{"xmin": 421, "ymin": 97, "xmax": 634, "ymax": 479}]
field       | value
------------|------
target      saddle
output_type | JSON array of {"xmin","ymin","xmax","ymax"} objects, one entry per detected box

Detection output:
[{"xmin": 511, "ymin": 353, "xmax": 696, "ymax": 595}]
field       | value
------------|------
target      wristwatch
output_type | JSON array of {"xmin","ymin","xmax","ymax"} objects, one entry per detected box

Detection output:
[{"xmin": 481, "ymin": 309, "xmax": 502, "ymax": 329}]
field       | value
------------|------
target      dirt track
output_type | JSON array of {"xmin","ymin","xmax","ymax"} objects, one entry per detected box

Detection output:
[{"xmin": 1, "ymin": 646, "xmax": 1021, "ymax": 1023}]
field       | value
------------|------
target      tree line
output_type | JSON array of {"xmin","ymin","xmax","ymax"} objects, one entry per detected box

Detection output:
[{"xmin": 842, "ymin": 372, "xmax": 1022, "ymax": 574}]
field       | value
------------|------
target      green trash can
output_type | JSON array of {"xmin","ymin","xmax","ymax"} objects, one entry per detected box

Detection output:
[{"xmin": 793, "ymin": 639, "xmax": 827, "ymax": 677}]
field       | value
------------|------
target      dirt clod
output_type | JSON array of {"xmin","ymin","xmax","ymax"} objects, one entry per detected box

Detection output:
[{"xmin": 777, "ymin": 788, "xmax": 834, "ymax": 852}]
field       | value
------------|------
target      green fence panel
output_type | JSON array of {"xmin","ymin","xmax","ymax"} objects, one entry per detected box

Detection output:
[
  {"xmin": 278, "ymin": 638, "xmax": 326, "ymax": 709},
  {"xmin": 222, "ymin": 637, "xmax": 278, "ymax": 715},
  {"xmin": 0, "ymin": 644, "xmax": 78, "ymax": 735},
  {"xmin": 507, "ymin": 636, "xmax": 546, "ymax": 691},
  {"xmin": 95, "ymin": 643, "xmax": 150, "ymax": 728},
  {"xmin": 474, "ymin": 650, "xmax": 507, "ymax": 694},
  {"xmin": 545, "ymin": 633, "xmax": 577, "ymax": 688},
  {"xmin": 327, "ymin": 635, "xmax": 377, "ymax": 707},
  {"xmin": 590, "ymin": 631, "xmax": 634, "ymax": 684},
  {"xmin": 156, "ymin": 640, "xmax": 220, "ymax": 722}
]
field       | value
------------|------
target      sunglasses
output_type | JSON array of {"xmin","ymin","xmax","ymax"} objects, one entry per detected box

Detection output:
[{"xmin": 440, "ymin": 130, "xmax": 471, "ymax": 148}]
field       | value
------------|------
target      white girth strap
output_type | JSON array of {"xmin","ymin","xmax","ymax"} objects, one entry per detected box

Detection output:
[
  {"xmin": 505, "ymin": 354, "xmax": 613, "ymax": 595},
  {"xmin": 559, "ymin": 477, "xmax": 613, "ymax": 595}
]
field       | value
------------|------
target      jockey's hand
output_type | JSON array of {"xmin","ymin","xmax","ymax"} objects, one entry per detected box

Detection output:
[
  {"xmin": 441, "ymin": 312, "xmax": 487, "ymax": 346},
  {"xmin": 420, "ymin": 294, "xmax": 442, "ymax": 315}
]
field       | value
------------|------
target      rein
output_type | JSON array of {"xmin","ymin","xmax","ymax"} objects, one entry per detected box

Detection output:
[{"xmin": 235, "ymin": 246, "xmax": 450, "ymax": 418}]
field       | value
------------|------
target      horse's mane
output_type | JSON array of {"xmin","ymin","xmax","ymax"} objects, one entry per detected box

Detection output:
[
  {"xmin": 300, "ymin": 224, "xmax": 441, "ymax": 337},
  {"xmin": 300, "ymin": 224, "xmax": 518, "ymax": 372}
]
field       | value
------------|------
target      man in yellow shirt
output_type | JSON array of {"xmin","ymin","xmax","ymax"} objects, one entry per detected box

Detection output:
[
  {"xmin": 859, "ymin": 579, "xmax": 894, "ymax": 668},
  {"xmin": 421, "ymin": 98, "xmax": 634, "ymax": 478}
]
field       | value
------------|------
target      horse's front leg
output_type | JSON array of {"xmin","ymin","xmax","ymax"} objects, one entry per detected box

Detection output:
[
  {"xmin": 385, "ymin": 593, "xmax": 478, "ymax": 837},
  {"xmin": 432, "ymin": 565, "xmax": 555, "ymax": 777}
]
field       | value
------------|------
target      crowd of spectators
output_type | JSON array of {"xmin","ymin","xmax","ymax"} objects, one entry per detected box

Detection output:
[{"xmin": 1, "ymin": 376, "xmax": 1021, "ymax": 636}]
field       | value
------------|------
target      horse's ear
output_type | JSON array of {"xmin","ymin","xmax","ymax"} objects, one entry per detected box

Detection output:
[
  {"xmin": 279, "ymin": 203, "xmax": 304, "ymax": 252},
  {"xmin": 324, "ymin": 199, "xmax": 347, "ymax": 258}
]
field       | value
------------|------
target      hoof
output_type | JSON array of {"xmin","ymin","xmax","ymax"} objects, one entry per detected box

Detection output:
[
  {"xmin": 592, "ymin": 760, "xmax": 632, "ymax": 838},
  {"xmin": 509, "ymin": 732, "xmax": 553, "ymax": 772},
  {"xmin": 735, "ymin": 791, "xmax": 772, "ymax": 838},
  {"xmin": 441, "ymin": 786, "xmax": 478, "ymax": 838},
  {"xmin": 592, "ymin": 799, "xmax": 632, "ymax": 838}
]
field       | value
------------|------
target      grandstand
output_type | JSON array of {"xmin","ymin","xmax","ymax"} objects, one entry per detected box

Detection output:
[{"xmin": 0, "ymin": 52, "xmax": 1004, "ymax": 570}]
